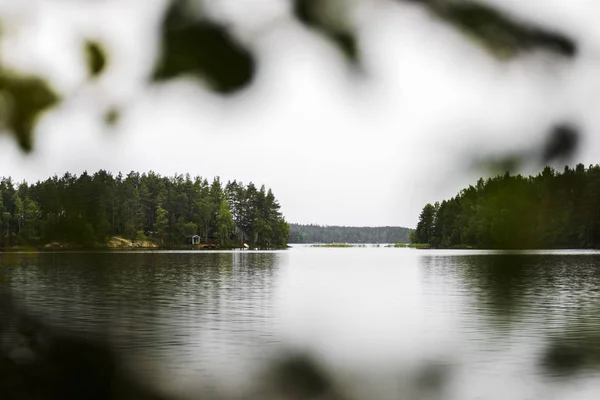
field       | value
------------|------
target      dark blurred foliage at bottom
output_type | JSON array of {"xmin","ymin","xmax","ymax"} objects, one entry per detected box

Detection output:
[
  {"xmin": 0, "ymin": 289, "xmax": 346, "ymax": 400},
  {"xmin": 0, "ymin": 290, "xmax": 167, "ymax": 400}
]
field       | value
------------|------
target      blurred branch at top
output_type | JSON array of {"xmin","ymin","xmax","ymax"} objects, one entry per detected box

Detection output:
[
  {"xmin": 402, "ymin": 0, "xmax": 576, "ymax": 58},
  {"xmin": 0, "ymin": 0, "xmax": 577, "ymax": 153}
]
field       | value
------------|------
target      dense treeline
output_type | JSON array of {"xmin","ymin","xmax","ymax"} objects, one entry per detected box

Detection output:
[
  {"xmin": 289, "ymin": 224, "xmax": 412, "ymax": 244},
  {"xmin": 413, "ymin": 164, "xmax": 600, "ymax": 249},
  {"xmin": 0, "ymin": 171, "xmax": 289, "ymax": 248}
]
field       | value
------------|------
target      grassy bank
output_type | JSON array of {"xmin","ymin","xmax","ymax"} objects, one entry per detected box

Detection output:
[
  {"xmin": 389, "ymin": 243, "xmax": 431, "ymax": 249},
  {"xmin": 309, "ymin": 243, "xmax": 434, "ymax": 249},
  {"xmin": 310, "ymin": 243, "xmax": 366, "ymax": 248}
]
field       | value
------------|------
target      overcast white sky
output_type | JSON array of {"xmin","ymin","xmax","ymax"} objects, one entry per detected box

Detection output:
[{"xmin": 2, "ymin": 0, "xmax": 600, "ymax": 227}]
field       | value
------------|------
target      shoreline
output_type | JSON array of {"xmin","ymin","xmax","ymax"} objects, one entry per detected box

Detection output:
[
  {"xmin": 0, "ymin": 238, "xmax": 289, "ymax": 252},
  {"xmin": 0, "ymin": 246, "xmax": 289, "ymax": 253}
]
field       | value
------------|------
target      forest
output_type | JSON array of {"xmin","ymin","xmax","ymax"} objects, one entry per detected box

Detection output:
[
  {"xmin": 413, "ymin": 164, "xmax": 600, "ymax": 249},
  {"xmin": 289, "ymin": 224, "xmax": 412, "ymax": 244},
  {"xmin": 0, "ymin": 171, "xmax": 289, "ymax": 248}
]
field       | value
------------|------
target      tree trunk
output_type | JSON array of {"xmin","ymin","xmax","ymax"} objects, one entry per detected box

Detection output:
[{"xmin": 112, "ymin": 200, "xmax": 115, "ymax": 235}]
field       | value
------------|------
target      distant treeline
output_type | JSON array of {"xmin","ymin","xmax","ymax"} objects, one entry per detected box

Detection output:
[
  {"xmin": 413, "ymin": 164, "xmax": 600, "ymax": 249},
  {"xmin": 289, "ymin": 224, "xmax": 413, "ymax": 244},
  {"xmin": 0, "ymin": 171, "xmax": 289, "ymax": 248}
]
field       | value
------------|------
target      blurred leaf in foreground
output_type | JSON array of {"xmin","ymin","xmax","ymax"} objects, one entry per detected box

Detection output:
[
  {"xmin": 0, "ymin": 71, "xmax": 60, "ymax": 152},
  {"xmin": 542, "ymin": 123, "xmax": 579, "ymax": 164},
  {"xmin": 104, "ymin": 107, "xmax": 121, "ymax": 128},
  {"xmin": 85, "ymin": 41, "xmax": 108, "ymax": 78},
  {"xmin": 153, "ymin": 0, "xmax": 256, "ymax": 94},
  {"xmin": 403, "ymin": 0, "xmax": 577, "ymax": 59},
  {"xmin": 294, "ymin": 0, "xmax": 359, "ymax": 62}
]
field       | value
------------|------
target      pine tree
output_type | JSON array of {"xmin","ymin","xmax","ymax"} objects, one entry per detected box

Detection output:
[
  {"xmin": 215, "ymin": 199, "xmax": 234, "ymax": 245},
  {"xmin": 414, "ymin": 203, "xmax": 436, "ymax": 244},
  {"xmin": 154, "ymin": 204, "xmax": 169, "ymax": 245}
]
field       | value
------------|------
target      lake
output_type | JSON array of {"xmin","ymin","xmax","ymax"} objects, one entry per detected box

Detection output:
[{"xmin": 3, "ymin": 246, "xmax": 600, "ymax": 399}]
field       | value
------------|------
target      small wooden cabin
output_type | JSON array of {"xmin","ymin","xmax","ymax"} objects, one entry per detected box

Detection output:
[{"xmin": 189, "ymin": 235, "xmax": 201, "ymax": 245}]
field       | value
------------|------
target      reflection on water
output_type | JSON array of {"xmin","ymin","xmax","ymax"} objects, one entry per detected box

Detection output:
[
  {"xmin": 2, "ymin": 251, "xmax": 284, "ymax": 389},
  {"xmin": 3, "ymin": 248, "xmax": 600, "ymax": 399}
]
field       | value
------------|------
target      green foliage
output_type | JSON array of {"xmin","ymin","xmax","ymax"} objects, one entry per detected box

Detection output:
[
  {"xmin": 153, "ymin": 0, "xmax": 255, "ymax": 93},
  {"xmin": 0, "ymin": 0, "xmax": 579, "ymax": 152},
  {"xmin": 0, "ymin": 71, "xmax": 60, "ymax": 152},
  {"xmin": 135, "ymin": 230, "xmax": 148, "ymax": 242},
  {"xmin": 0, "ymin": 170, "xmax": 289, "ymax": 249},
  {"xmin": 294, "ymin": 0, "xmax": 358, "ymax": 62},
  {"xmin": 408, "ymin": 0, "xmax": 576, "ymax": 59},
  {"xmin": 394, "ymin": 242, "xmax": 431, "ymax": 249},
  {"xmin": 413, "ymin": 203, "xmax": 436, "ymax": 244},
  {"xmin": 20, "ymin": 196, "xmax": 41, "ymax": 244},
  {"xmin": 84, "ymin": 41, "xmax": 108, "ymax": 78},
  {"xmin": 104, "ymin": 108, "xmax": 120, "ymax": 127},
  {"xmin": 290, "ymin": 224, "xmax": 413, "ymax": 244},
  {"xmin": 415, "ymin": 164, "xmax": 600, "ymax": 249},
  {"xmin": 215, "ymin": 199, "xmax": 234, "ymax": 245},
  {"xmin": 154, "ymin": 203, "xmax": 169, "ymax": 245}
]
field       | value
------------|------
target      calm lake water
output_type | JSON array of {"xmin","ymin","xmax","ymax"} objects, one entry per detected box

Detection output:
[{"xmin": 3, "ymin": 246, "xmax": 600, "ymax": 399}]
